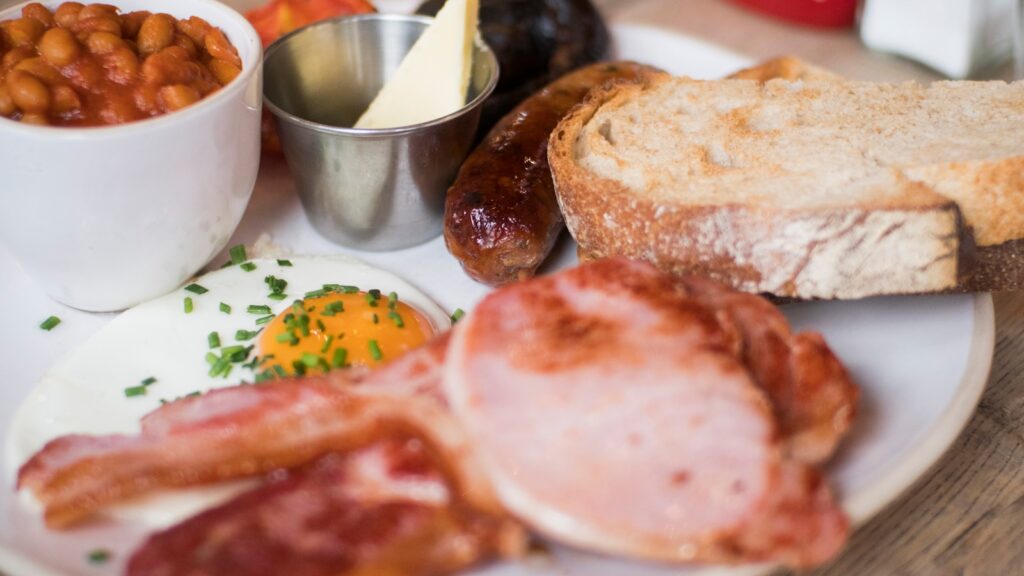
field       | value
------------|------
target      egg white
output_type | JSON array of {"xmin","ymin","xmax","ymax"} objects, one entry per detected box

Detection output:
[{"xmin": 7, "ymin": 254, "xmax": 450, "ymax": 526}]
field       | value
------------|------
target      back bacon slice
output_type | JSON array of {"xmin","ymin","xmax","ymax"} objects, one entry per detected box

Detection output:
[
  {"xmin": 16, "ymin": 335, "xmax": 502, "ymax": 528},
  {"xmin": 443, "ymin": 258, "xmax": 852, "ymax": 568},
  {"xmin": 126, "ymin": 435, "xmax": 524, "ymax": 576}
]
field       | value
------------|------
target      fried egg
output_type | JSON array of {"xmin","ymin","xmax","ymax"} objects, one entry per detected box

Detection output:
[{"xmin": 7, "ymin": 254, "xmax": 449, "ymax": 526}]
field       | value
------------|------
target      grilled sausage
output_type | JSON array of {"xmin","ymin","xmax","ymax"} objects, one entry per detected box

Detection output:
[{"xmin": 444, "ymin": 61, "xmax": 662, "ymax": 285}]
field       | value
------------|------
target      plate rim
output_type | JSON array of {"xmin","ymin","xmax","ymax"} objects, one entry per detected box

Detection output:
[{"xmin": 843, "ymin": 293, "xmax": 994, "ymax": 525}]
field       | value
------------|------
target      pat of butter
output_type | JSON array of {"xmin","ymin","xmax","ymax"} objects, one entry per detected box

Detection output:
[{"xmin": 354, "ymin": 0, "xmax": 479, "ymax": 129}]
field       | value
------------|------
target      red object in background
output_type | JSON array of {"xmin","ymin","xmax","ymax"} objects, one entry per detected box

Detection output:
[
  {"xmin": 245, "ymin": 0, "xmax": 376, "ymax": 154},
  {"xmin": 728, "ymin": 0, "xmax": 857, "ymax": 28},
  {"xmin": 245, "ymin": 0, "xmax": 376, "ymax": 47}
]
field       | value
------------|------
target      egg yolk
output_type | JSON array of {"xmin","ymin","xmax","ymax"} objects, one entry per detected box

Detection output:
[{"xmin": 258, "ymin": 291, "xmax": 435, "ymax": 373}]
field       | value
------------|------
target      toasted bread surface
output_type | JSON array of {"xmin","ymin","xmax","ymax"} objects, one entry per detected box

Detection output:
[{"xmin": 551, "ymin": 64, "xmax": 1024, "ymax": 298}]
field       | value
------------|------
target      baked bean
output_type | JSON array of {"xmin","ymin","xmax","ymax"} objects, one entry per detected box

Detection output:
[
  {"xmin": 22, "ymin": 3, "xmax": 55, "ymax": 28},
  {"xmin": 203, "ymin": 28, "xmax": 239, "ymax": 67},
  {"xmin": 158, "ymin": 83, "xmax": 198, "ymax": 111},
  {"xmin": 72, "ymin": 15, "xmax": 121, "ymax": 38},
  {"xmin": 0, "ymin": 2, "xmax": 240, "ymax": 126},
  {"xmin": 85, "ymin": 30, "xmax": 122, "ymax": 54},
  {"xmin": 137, "ymin": 13, "xmax": 174, "ymax": 54},
  {"xmin": 53, "ymin": 2, "xmax": 84, "ymax": 28},
  {"xmin": 51, "ymin": 83, "xmax": 81, "ymax": 114},
  {"xmin": 171, "ymin": 33, "xmax": 197, "ymax": 58},
  {"xmin": 142, "ymin": 45, "xmax": 190, "ymax": 85},
  {"xmin": 5, "ymin": 17, "xmax": 45, "ymax": 47},
  {"xmin": 20, "ymin": 111, "xmax": 49, "ymax": 124},
  {"xmin": 132, "ymin": 83, "xmax": 158, "ymax": 112},
  {"xmin": 39, "ymin": 27, "xmax": 80, "ymax": 66},
  {"xmin": 14, "ymin": 57, "xmax": 63, "ymax": 84},
  {"xmin": 2, "ymin": 46, "xmax": 33, "ymax": 69},
  {"xmin": 100, "ymin": 94, "xmax": 136, "ymax": 123},
  {"xmin": 7, "ymin": 70, "xmax": 50, "ymax": 113},
  {"xmin": 104, "ymin": 46, "xmax": 138, "ymax": 83},
  {"xmin": 67, "ymin": 57, "xmax": 104, "ymax": 91},
  {"xmin": 119, "ymin": 10, "xmax": 149, "ymax": 38},
  {"xmin": 77, "ymin": 3, "xmax": 117, "ymax": 20},
  {"xmin": 0, "ymin": 84, "xmax": 14, "ymax": 116},
  {"xmin": 175, "ymin": 16, "xmax": 210, "ymax": 46},
  {"xmin": 207, "ymin": 58, "xmax": 240, "ymax": 85}
]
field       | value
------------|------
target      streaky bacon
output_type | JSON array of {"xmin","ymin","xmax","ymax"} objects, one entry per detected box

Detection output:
[
  {"xmin": 126, "ymin": 435, "xmax": 524, "ymax": 576},
  {"xmin": 17, "ymin": 334, "xmax": 501, "ymax": 528},
  {"xmin": 443, "ymin": 258, "xmax": 850, "ymax": 568},
  {"xmin": 677, "ymin": 277, "xmax": 859, "ymax": 464}
]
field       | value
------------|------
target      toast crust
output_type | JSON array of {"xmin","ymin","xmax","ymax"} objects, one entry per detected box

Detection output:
[{"xmin": 549, "ymin": 73, "xmax": 969, "ymax": 299}]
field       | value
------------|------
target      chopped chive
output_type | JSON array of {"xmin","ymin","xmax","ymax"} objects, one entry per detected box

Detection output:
[
  {"xmin": 124, "ymin": 385, "xmax": 147, "ymax": 397},
  {"xmin": 235, "ymin": 329, "xmax": 258, "ymax": 341},
  {"xmin": 277, "ymin": 259, "xmax": 292, "ymax": 267},
  {"xmin": 205, "ymin": 351, "xmax": 218, "ymax": 364},
  {"xmin": 332, "ymin": 347, "xmax": 348, "ymax": 368},
  {"xmin": 304, "ymin": 288, "xmax": 327, "ymax": 299},
  {"xmin": 267, "ymin": 293, "xmax": 287, "ymax": 301},
  {"xmin": 451, "ymin": 308, "xmax": 465, "ymax": 324},
  {"xmin": 240, "ymin": 262, "xmax": 257, "ymax": 272},
  {"xmin": 183, "ymin": 297, "xmax": 194, "ymax": 314},
  {"xmin": 340, "ymin": 285, "xmax": 359, "ymax": 294},
  {"xmin": 298, "ymin": 314, "xmax": 310, "ymax": 336},
  {"xmin": 322, "ymin": 283, "xmax": 343, "ymax": 292},
  {"xmin": 365, "ymin": 292, "xmax": 379, "ymax": 307},
  {"xmin": 229, "ymin": 244, "xmax": 247, "ymax": 264},
  {"xmin": 300, "ymin": 353, "xmax": 320, "ymax": 368},
  {"xmin": 321, "ymin": 335, "xmax": 334, "ymax": 354},
  {"xmin": 184, "ymin": 283, "xmax": 208, "ymax": 294},
  {"xmin": 208, "ymin": 355, "xmax": 231, "ymax": 377},
  {"xmin": 255, "ymin": 369, "xmax": 275, "ymax": 383},
  {"xmin": 224, "ymin": 345, "xmax": 251, "ymax": 362},
  {"xmin": 186, "ymin": 390, "xmax": 202, "ymax": 398},
  {"xmin": 368, "ymin": 339, "xmax": 382, "ymax": 361},
  {"xmin": 271, "ymin": 364, "xmax": 287, "ymax": 377},
  {"xmin": 247, "ymin": 304, "xmax": 272, "ymax": 315},
  {"xmin": 292, "ymin": 360, "xmax": 307, "ymax": 376},
  {"xmin": 388, "ymin": 310, "xmax": 405, "ymax": 328},
  {"xmin": 39, "ymin": 315, "xmax": 61, "ymax": 331},
  {"xmin": 255, "ymin": 314, "xmax": 275, "ymax": 325},
  {"xmin": 316, "ymin": 319, "xmax": 326, "ymax": 332},
  {"xmin": 292, "ymin": 300, "xmax": 305, "ymax": 315},
  {"xmin": 208, "ymin": 331, "xmax": 221, "ymax": 348},
  {"xmin": 369, "ymin": 289, "xmax": 382, "ymax": 299},
  {"xmin": 220, "ymin": 302, "xmax": 231, "ymax": 314},
  {"xmin": 266, "ymin": 278, "xmax": 286, "ymax": 291},
  {"xmin": 372, "ymin": 313, "xmax": 379, "ymax": 324},
  {"xmin": 276, "ymin": 331, "xmax": 298, "ymax": 345},
  {"xmin": 387, "ymin": 291, "xmax": 398, "ymax": 309},
  {"xmin": 87, "ymin": 549, "xmax": 110, "ymax": 564},
  {"xmin": 322, "ymin": 301, "xmax": 344, "ymax": 316},
  {"xmin": 141, "ymin": 376, "xmax": 157, "ymax": 386}
]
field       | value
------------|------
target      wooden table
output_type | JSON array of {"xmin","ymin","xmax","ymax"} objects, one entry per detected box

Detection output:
[{"xmin": 593, "ymin": 1, "xmax": 1024, "ymax": 574}]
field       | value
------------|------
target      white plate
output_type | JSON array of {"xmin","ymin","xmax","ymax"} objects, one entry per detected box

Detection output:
[{"xmin": 0, "ymin": 16, "xmax": 993, "ymax": 576}]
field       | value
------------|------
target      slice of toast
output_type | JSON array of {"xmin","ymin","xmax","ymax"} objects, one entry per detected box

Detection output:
[{"xmin": 556, "ymin": 57, "xmax": 1024, "ymax": 299}]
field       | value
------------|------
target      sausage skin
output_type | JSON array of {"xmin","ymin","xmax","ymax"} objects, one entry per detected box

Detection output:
[{"xmin": 444, "ymin": 61, "xmax": 662, "ymax": 286}]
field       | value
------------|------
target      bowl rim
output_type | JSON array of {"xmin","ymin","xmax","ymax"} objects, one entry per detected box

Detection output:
[
  {"xmin": 0, "ymin": 0, "xmax": 262, "ymax": 139},
  {"xmin": 262, "ymin": 13, "xmax": 500, "ymax": 137}
]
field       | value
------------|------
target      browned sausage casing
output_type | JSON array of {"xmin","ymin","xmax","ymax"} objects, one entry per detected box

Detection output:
[{"xmin": 444, "ymin": 61, "xmax": 663, "ymax": 286}]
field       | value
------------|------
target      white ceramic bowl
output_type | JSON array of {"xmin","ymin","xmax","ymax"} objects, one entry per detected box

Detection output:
[{"xmin": 0, "ymin": 0, "xmax": 262, "ymax": 312}]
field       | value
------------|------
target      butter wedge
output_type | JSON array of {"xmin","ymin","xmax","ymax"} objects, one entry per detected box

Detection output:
[{"xmin": 354, "ymin": 0, "xmax": 479, "ymax": 129}]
